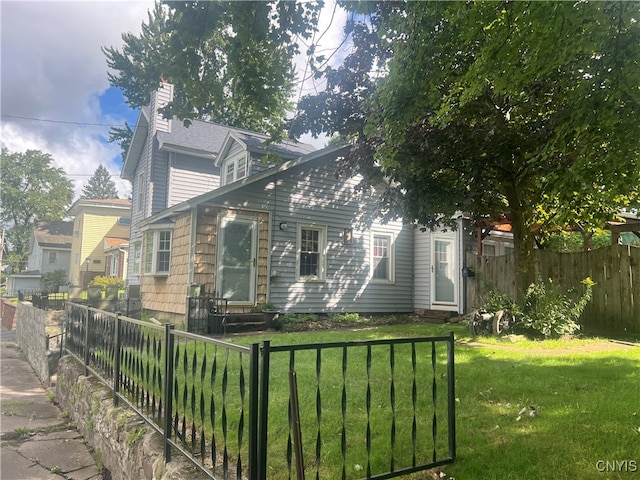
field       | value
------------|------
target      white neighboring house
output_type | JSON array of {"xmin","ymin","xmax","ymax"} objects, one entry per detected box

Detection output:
[{"xmin": 5, "ymin": 220, "xmax": 73, "ymax": 296}]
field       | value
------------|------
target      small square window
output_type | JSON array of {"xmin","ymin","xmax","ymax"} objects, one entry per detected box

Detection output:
[{"xmin": 222, "ymin": 154, "xmax": 250, "ymax": 185}]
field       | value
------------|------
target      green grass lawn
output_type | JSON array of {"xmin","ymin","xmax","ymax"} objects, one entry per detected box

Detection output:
[
  {"xmin": 109, "ymin": 319, "xmax": 639, "ymax": 479},
  {"xmin": 236, "ymin": 323, "xmax": 640, "ymax": 480}
]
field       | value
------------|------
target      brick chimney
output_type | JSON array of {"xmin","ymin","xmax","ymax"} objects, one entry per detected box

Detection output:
[{"xmin": 150, "ymin": 80, "xmax": 174, "ymax": 134}]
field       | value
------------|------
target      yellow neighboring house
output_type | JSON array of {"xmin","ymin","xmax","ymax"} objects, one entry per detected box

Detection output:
[{"xmin": 67, "ymin": 199, "xmax": 131, "ymax": 289}]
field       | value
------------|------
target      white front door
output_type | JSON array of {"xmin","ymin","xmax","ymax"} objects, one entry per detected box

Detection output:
[
  {"xmin": 431, "ymin": 232, "xmax": 458, "ymax": 310},
  {"xmin": 217, "ymin": 215, "xmax": 258, "ymax": 305}
]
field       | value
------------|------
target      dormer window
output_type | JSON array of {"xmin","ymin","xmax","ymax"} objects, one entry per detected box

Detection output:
[{"xmin": 222, "ymin": 154, "xmax": 249, "ymax": 185}]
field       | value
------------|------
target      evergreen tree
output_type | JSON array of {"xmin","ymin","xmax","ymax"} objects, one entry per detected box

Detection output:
[{"xmin": 81, "ymin": 165, "xmax": 119, "ymax": 199}]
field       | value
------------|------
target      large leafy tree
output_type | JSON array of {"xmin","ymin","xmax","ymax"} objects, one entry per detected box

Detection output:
[
  {"xmin": 103, "ymin": 1, "xmax": 322, "ymax": 141},
  {"xmin": 0, "ymin": 149, "xmax": 74, "ymax": 272},
  {"xmin": 81, "ymin": 164, "xmax": 120, "ymax": 199},
  {"xmin": 296, "ymin": 1, "xmax": 640, "ymax": 296}
]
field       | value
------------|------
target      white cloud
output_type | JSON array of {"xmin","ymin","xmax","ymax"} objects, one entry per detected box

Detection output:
[
  {"xmin": 0, "ymin": 0, "xmax": 348, "ymax": 198},
  {"xmin": 1, "ymin": 1, "xmax": 154, "ymax": 199}
]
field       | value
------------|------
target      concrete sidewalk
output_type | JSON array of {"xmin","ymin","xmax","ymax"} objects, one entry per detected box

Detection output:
[{"xmin": 0, "ymin": 334, "xmax": 106, "ymax": 479}]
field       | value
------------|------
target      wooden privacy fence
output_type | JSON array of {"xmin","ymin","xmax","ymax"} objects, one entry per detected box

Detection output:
[{"xmin": 466, "ymin": 244, "xmax": 640, "ymax": 335}]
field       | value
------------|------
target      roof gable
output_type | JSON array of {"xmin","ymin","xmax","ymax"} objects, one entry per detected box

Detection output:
[
  {"xmin": 33, "ymin": 220, "xmax": 73, "ymax": 249},
  {"xmin": 137, "ymin": 142, "xmax": 350, "ymax": 228},
  {"xmin": 121, "ymin": 107, "xmax": 150, "ymax": 181},
  {"xmin": 215, "ymin": 130, "xmax": 316, "ymax": 167}
]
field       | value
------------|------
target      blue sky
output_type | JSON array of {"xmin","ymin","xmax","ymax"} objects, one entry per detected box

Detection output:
[{"xmin": 0, "ymin": 1, "xmax": 345, "ymax": 200}]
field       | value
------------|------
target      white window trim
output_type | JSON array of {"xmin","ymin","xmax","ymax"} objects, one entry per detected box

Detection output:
[
  {"xmin": 143, "ymin": 229, "xmax": 172, "ymax": 276},
  {"xmin": 296, "ymin": 223, "xmax": 327, "ymax": 282},
  {"xmin": 370, "ymin": 230, "xmax": 395, "ymax": 283},
  {"xmin": 109, "ymin": 254, "xmax": 119, "ymax": 277},
  {"xmin": 221, "ymin": 153, "xmax": 250, "ymax": 186}
]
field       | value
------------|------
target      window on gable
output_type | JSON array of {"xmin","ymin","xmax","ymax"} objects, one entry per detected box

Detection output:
[
  {"xmin": 297, "ymin": 224, "xmax": 327, "ymax": 281},
  {"xmin": 371, "ymin": 232, "xmax": 395, "ymax": 283},
  {"xmin": 144, "ymin": 230, "xmax": 172, "ymax": 275},
  {"xmin": 222, "ymin": 154, "xmax": 250, "ymax": 185}
]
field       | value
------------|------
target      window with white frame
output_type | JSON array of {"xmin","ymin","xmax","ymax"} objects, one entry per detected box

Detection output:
[
  {"xmin": 297, "ymin": 224, "xmax": 327, "ymax": 281},
  {"xmin": 222, "ymin": 155, "xmax": 249, "ymax": 185},
  {"xmin": 132, "ymin": 242, "xmax": 141, "ymax": 275},
  {"xmin": 144, "ymin": 230, "xmax": 172, "ymax": 275},
  {"xmin": 371, "ymin": 232, "xmax": 395, "ymax": 282},
  {"xmin": 110, "ymin": 254, "xmax": 119, "ymax": 277},
  {"xmin": 48, "ymin": 252, "xmax": 57, "ymax": 265}
]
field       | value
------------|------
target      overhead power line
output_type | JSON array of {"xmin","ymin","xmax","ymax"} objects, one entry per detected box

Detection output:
[{"xmin": 1, "ymin": 114, "xmax": 134, "ymax": 128}]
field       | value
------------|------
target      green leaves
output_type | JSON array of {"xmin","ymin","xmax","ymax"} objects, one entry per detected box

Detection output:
[
  {"xmin": 1, "ymin": 148, "xmax": 74, "ymax": 271},
  {"xmin": 104, "ymin": 1, "xmax": 322, "ymax": 141}
]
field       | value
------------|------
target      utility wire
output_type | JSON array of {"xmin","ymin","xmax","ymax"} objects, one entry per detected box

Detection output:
[{"xmin": 0, "ymin": 114, "xmax": 135, "ymax": 128}]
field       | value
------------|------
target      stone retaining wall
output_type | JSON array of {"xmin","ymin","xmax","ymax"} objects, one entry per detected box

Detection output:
[
  {"xmin": 55, "ymin": 355, "xmax": 208, "ymax": 480},
  {"xmin": 16, "ymin": 302, "xmax": 60, "ymax": 386}
]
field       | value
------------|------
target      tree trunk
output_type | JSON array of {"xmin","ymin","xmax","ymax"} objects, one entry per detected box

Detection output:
[
  {"xmin": 510, "ymin": 213, "xmax": 536, "ymax": 302},
  {"xmin": 505, "ymin": 183, "xmax": 536, "ymax": 303}
]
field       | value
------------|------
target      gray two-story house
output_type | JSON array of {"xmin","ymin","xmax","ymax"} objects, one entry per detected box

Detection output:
[{"xmin": 122, "ymin": 83, "xmax": 473, "ymax": 325}]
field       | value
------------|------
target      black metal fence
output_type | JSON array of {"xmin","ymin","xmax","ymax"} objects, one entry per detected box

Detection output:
[
  {"xmin": 186, "ymin": 295, "xmax": 228, "ymax": 335},
  {"xmin": 18, "ymin": 290, "xmax": 67, "ymax": 310},
  {"xmin": 63, "ymin": 302, "xmax": 456, "ymax": 480}
]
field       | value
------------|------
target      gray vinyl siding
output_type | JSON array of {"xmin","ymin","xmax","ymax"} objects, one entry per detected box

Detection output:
[
  {"xmin": 250, "ymin": 152, "xmax": 276, "ymax": 175},
  {"xmin": 414, "ymin": 229, "xmax": 431, "ymax": 310},
  {"xmin": 168, "ymin": 153, "xmax": 220, "ymax": 207},
  {"xmin": 215, "ymin": 157, "xmax": 414, "ymax": 313},
  {"xmin": 151, "ymin": 148, "xmax": 169, "ymax": 215},
  {"xmin": 127, "ymin": 137, "xmax": 152, "ymax": 286}
]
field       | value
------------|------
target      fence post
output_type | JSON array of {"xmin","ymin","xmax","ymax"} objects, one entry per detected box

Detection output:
[
  {"xmin": 163, "ymin": 323, "xmax": 175, "ymax": 463},
  {"xmin": 289, "ymin": 370, "xmax": 305, "ymax": 480},
  {"xmin": 257, "ymin": 340, "xmax": 271, "ymax": 480},
  {"xmin": 248, "ymin": 343, "xmax": 260, "ymax": 480},
  {"xmin": 83, "ymin": 306, "xmax": 91, "ymax": 376},
  {"xmin": 113, "ymin": 313, "xmax": 122, "ymax": 407},
  {"xmin": 447, "ymin": 331, "xmax": 456, "ymax": 461}
]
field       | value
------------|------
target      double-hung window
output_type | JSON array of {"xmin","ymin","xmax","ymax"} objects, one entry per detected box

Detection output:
[
  {"xmin": 371, "ymin": 232, "xmax": 395, "ymax": 283},
  {"xmin": 48, "ymin": 252, "xmax": 57, "ymax": 265},
  {"xmin": 222, "ymin": 154, "xmax": 249, "ymax": 185},
  {"xmin": 297, "ymin": 224, "xmax": 327, "ymax": 281},
  {"xmin": 144, "ymin": 229, "xmax": 172, "ymax": 275}
]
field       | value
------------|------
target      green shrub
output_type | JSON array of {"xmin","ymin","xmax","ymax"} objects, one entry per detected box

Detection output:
[
  {"xmin": 479, "ymin": 278, "xmax": 594, "ymax": 338},
  {"xmin": 481, "ymin": 290, "xmax": 518, "ymax": 314},
  {"xmin": 276, "ymin": 313, "xmax": 319, "ymax": 332},
  {"xmin": 519, "ymin": 277, "xmax": 594, "ymax": 338},
  {"xmin": 89, "ymin": 276, "xmax": 125, "ymax": 289},
  {"xmin": 40, "ymin": 269, "xmax": 68, "ymax": 293}
]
